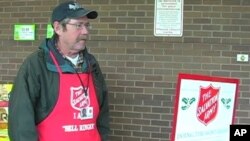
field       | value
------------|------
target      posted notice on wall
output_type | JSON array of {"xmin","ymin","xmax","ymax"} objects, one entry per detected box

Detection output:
[
  {"xmin": 46, "ymin": 24, "xmax": 54, "ymax": 38},
  {"xmin": 171, "ymin": 73, "xmax": 239, "ymax": 141},
  {"xmin": 14, "ymin": 24, "xmax": 35, "ymax": 41},
  {"xmin": 0, "ymin": 84, "xmax": 12, "ymax": 141},
  {"xmin": 154, "ymin": 0, "xmax": 183, "ymax": 37}
]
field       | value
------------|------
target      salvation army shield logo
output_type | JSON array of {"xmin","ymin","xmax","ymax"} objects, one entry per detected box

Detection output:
[
  {"xmin": 70, "ymin": 86, "xmax": 90, "ymax": 111},
  {"xmin": 197, "ymin": 84, "xmax": 220, "ymax": 125}
]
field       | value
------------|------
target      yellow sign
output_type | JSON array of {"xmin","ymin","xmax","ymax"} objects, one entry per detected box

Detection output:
[
  {"xmin": 14, "ymin": 24, "xmax": 35, "ymax": 40},
  {"xmin": 0, "ymin": 84, "xmax": 13, "ymax": 141}
]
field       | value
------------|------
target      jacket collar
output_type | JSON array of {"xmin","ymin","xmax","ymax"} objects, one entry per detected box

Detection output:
[{"xmin": 39, "ymin": 37, "xmax": 89, "ymax": 73}]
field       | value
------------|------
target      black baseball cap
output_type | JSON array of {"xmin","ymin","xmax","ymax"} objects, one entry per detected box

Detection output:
[{"xmin": 51, "ymin": 1, "xmax": 98, "ymax": 23}]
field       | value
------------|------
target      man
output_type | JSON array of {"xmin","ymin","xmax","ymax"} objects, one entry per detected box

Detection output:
[{"xmin": 8, "ymin": 1, "xmax": 110, "ymax": 141}]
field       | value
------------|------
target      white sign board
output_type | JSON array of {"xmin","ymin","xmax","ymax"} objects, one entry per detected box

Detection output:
[
  {"xmin": 154, "ymin": 0, "xmax": 183, "ymax": 37},
  {"xmin": 171, "ymin": 73, "xmax": 239, "ymax": 141}
]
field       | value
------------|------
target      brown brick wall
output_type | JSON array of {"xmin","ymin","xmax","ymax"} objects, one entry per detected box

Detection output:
[{"xmin": 1, "ymin": 0, "xmax": 250, "ymax": 140}]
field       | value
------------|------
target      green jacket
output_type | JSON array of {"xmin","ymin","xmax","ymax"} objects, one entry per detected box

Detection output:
[{"xmin": 8, "ymin": 38, "xmax": 110, "ymax": 141}]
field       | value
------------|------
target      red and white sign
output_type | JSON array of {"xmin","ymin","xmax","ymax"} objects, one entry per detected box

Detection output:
[
  {"xmin": 197, "ymin": 84, "xmax": 219, "ymax": 126},
  {"xmin": 171, "ymin": 73, "xmax": 239, "ymax": 141}
]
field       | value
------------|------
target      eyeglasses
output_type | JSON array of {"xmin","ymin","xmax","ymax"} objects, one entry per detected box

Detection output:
[{"xmin": 66, "ymin": 23, "xmax": 92, "ymax": 30}]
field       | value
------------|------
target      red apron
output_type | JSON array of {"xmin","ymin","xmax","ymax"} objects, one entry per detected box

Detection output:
[{"xmin": 37, "ymin": 51, "xmax": 101, "ymax": 141}]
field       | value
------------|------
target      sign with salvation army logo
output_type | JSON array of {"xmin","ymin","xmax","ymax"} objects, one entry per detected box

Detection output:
[
  {"xmin": 171, "ymin": 73, "xmax": 239, "ymax": 141},
  {"xmin": 197, "ymin": 85, "xmax": 219, "ymax": 126},
  {"xmin": 70, "ymin": 86, "xmax": 90, "ymax": 111}
]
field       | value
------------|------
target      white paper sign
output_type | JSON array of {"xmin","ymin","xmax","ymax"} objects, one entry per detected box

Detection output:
[{"xmin": 154, "ymin": 0, "xmax": 183, "ymax": 36}]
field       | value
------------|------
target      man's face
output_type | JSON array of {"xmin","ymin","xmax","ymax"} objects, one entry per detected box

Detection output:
[{"xmin": 56, "ymin": 16, "xmax": 90, "ymax": 55}]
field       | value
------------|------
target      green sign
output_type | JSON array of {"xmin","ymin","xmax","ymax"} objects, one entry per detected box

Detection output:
[
  {"xmin": 46, "ymin": 24, "xmax": 54, "ymax": 38},
  {"xmin": 14, "ymin": 24, "xmax": 35, "ymax": 40}
]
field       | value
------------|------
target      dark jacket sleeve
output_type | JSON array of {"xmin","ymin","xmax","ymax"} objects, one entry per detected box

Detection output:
[
  {"xmin": 97, "ymin": 87, "xmax": 110, "ymax": 141},
  {"xmin": 90, "ymin": 55, "xmax": 110, "ymax": 141},
  {"xmin": 97, "ymin": 89, "xmax": 110, "ymax": 141},
  {"xmin": 8, "ymin": 57, "xmax": 39, "ymax": 141}
]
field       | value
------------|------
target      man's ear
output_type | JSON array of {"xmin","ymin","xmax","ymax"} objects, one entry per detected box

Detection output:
[{"xmin": 53, "ymin": 21, "xmax": 62, "ymax": 35}]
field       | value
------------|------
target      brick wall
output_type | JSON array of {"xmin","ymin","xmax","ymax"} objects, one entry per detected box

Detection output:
[{"xmin": 0, "ymin": 0, "xmax": 250, "ymax": 141}]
